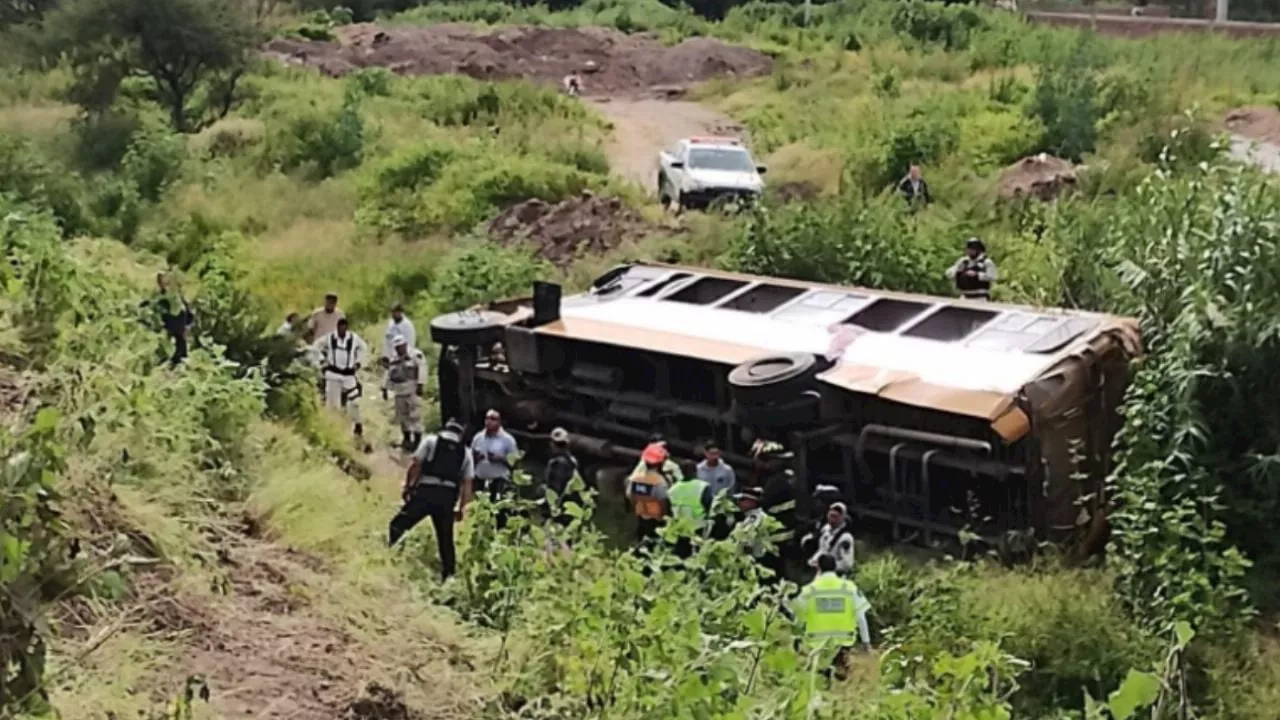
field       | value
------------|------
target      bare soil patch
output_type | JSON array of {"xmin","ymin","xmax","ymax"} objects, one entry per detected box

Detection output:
[
  {"xmin": 488, "ymin": 190, "xmax": 672, "ymax": 266},
  {"xmin": 998, "ymin": 153, "xmax": 1079, "ymax": 201},
  {"xmin": 265, "ymin": 23, "xmax": 772, "ymax": 96},
  {"xmin": 1225, "ymin": 106, "xmax": 1280, "ymax": 145}
]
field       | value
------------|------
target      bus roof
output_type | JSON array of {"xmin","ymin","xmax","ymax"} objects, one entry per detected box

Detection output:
[{"xmin": 532, "ymin": 263, "xmax": 1141, "ymax": 429}]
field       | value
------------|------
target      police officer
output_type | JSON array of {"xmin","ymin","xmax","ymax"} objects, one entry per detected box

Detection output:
[
  {"xmin": 792, "ymin": 554, "xmax": 872, "ymax": 679},
  {"xmin": 946, "ymin": 237, "xmax": 998, "ymax": 300},
  {"xmin": 668, "ymin": 460, "xmax": 714, "ymax": 558},
  {"xmin": 389, "ymin": 419, "xmax": 474, "ymax": 581}
]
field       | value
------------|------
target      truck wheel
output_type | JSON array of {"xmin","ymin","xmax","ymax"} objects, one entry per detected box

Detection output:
[
  {"xmin": 728, "ymin": 352, "xmax": 828, "ymax": 405},
  {"xmin": 429, "ymin": 310, "xmax": 507, "ymax": 347}
]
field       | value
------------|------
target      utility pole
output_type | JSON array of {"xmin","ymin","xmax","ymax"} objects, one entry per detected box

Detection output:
[{"xmin": 1216, "ymin": 0, "xmax": 1229, "ymax": 22}]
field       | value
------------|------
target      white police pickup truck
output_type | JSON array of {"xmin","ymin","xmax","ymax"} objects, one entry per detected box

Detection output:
[{"xmin": 657, "ymin": 136, "xmax": 766, "ymax": 212}]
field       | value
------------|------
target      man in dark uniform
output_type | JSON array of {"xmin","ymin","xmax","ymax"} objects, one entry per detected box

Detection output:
[
  {"xmin": 389, "ymin": 419, "xmax": 475, "ymax": 580},
  {"xmin": 946, "ymin": 237, "xmax": 998, "ymax": 301}
]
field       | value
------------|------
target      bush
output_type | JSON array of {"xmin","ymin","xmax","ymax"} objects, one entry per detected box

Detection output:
[
  {"xmin": 262, "ymin": 88, "xmax": 365, "ymax": 179},
  {"xmin": 960, "ymin": 110, "xmax": 1044, "ymax": 173},
  {"xmin": 431, "ymin": 243, "xmax": 552, "ymax": 313},
  {"xmin": 891, "ymin": 0, "xmax": 984, "ymax": 52},
  {"xmin": 1031, "ymin": 37, "xmax": 1101, "ymax": 162},
  {"xmin": 121, "ymin": 118, "xmax": 187, "ymax": 202},
  {"xmin": 0, "ymin": 136, "xmax": 92, "ymax": 238}
]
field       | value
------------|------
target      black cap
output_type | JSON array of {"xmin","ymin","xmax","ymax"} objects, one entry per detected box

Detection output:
[
  {"xmin": 444, "ymin": 418, "xmax": 465, "ymax": 433},
  {"xmin": 966, "ymin": 237, "xmax": 985, "ymax": 252}
]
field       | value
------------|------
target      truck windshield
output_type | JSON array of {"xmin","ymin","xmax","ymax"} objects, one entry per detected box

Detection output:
[{"xmin": 688, "ymin": 148, "xmax": 755, "ymax": 172}]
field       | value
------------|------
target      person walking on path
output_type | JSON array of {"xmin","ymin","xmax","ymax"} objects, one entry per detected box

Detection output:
[
  {"xmin": 151, "ymin": 272, "xmax": 194, "ymax": 366},
  {"xmin": 389, "ymin": 419, "xmax": 474, "ymax": 580},
  {"xmin": 313, "ymin": 317, "xmax": 370, "ymax": 449}
]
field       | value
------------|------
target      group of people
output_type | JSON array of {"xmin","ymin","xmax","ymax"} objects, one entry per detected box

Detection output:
[
  {"xmin": 389, "ymin": 415, "xmax": 874, "ymax": 672},
  {"xmin": 275, "ymin": 293, "xmax": 430, "ymax": 453}
]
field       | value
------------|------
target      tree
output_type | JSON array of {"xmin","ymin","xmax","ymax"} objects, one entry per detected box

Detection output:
[
  {"xmin": 0, "ymin": 0, "xmax": 59, "ymax": 29},
  {"xmin": 40, "ymin": 0, "xmax": 257, "ymax": 132}
]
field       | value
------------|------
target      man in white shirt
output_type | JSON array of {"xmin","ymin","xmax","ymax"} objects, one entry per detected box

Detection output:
[
  {"xmin": 313, "ymin": 317, "xmax": 369, "ymax": 448},
  {"xmin": 386, "ymin": 335, "xmax": 427, "ymax": 452},
  {"xmin": 804, "ymin": 502, "xmax": 856, "ymax": 577},
  {"xmin": 697, "ymin": 440, "xmax": 736, "ymax": 498},
  {"xmin": 382, "ymin": 303, "xmax": 417, "ymax": 363}
]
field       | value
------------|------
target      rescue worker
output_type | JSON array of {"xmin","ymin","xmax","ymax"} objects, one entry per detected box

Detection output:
[
  {"xmin": 792, "ymin": 554, "xmax": 873, "ymax": 679},
  {"xmin": 804, "ymin": 502, "xmax": 856, "ymax": 577},
  {"xmin": 632, "ymin": 435, "xmax": 681, "ymax": 482},
  {"xmin": 946, "ymin": 237, "xmax": 998, "ymax": 301},
  {"xmin": 735, "ymin": 486, "xmax": 786, "ymax": 583},
  {"xmin": 897, "ymin": 164, "xmax": 931, "ymax": 206},
  {"xmin": 626, "ymin": 443, "xmax": 674, "ymax": 542},
  {"xmin": 389, "ymin": 419, "xmax": 474, "ymax": 581},
  {"xmin": 669, "ymin": 460, "xmax": 714, "ymax": 558},
  {"xmin": 471, "ymin": 409, "xmax": 520, "ymax": 525},
  {"xmin": 543, "ymin": 427, "xmax": 582, "ymax": 525},
  {"xmin": 382, "ymin": 303, "xmax": 417, "ymax": 365},
  {"xmin": 313, "ymin": 317, "xmax": 369, "ymax": 448},
  {"xmin": 305, "ymin": 292, "xmax": 345, "ymax": 343},
  {"xmin": 151, "ymin": 272, "xmax": 194, "ymax": 366},
  {"xmin": 386, "ymin": 335, "xmax": 427, "ymax": 452}
]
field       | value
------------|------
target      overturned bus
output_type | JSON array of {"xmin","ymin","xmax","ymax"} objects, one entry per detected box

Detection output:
[{"xmin": 429, "ymin": 262, "xmax": 1141, "ymax": 552}]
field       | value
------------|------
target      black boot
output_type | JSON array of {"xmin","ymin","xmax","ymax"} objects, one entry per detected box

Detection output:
[
  {"xmin": 401, "ymin": 431, "xmax": 413, "ymax": 451},
  {"xmin": 354, "ymin": 423, "xmax": 371, "ymax": 454}
]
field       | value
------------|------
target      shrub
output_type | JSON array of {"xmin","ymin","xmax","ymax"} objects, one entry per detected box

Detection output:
[
  {"xmin": 1030, "ymin": 36, "xmax": 1101, "ymax": 162},
  {"xmin": 431, "ymin": 243, "xmax": 552, "ymax": 313},
  {"xmin": 262, "ymin": 88, "xmax": 365, "ymax": 179},
  {"xmin": 960, "ymin": 110, "xmax": 1044, "ymax": 173},
  {"xmin": 121, "ymin": 118, "xmax": 187, "ymax": 202},
  {"xmin": 891, "ymin": 0, "xmax": 984, "ymax": 52},
  {"xmin": 0, "ymin": 135, "xmax": 91, "ymax": 238},
  {"xmin": 348, "ymin": 67, "xmax": 395, "ymax": 97},
  {"xmin": 192, "ymin": 117, "xmax": 265, "ymax": 159}
]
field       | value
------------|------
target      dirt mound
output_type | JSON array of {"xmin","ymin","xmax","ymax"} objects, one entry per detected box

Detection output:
[
  {"xmin": 344, "ymin": 683, "xmax": 422, "ymax": 720},
  {"xmin": 264, "ymin": 24, "xmax": 772, "ymax": 95},
  {"xmin": 488, "ymin": 191, "xmax": 665, "ymax": 266},
  {"xmin": 1225, "ymin": 106, "xmax": 1280, "ymax": 144},
  {"xmin": 998, "ymin": 153, "xmax": 1079, "ymax": 201}
]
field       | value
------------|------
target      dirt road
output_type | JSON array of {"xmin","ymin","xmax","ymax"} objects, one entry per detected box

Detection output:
[
  {"xmin": 1230, "ymin": 134, "xmax": 1280, "ymax": 174},
  {"xmin": 589, "ymin": 98, "xmax": 744, "ymax": 194}
]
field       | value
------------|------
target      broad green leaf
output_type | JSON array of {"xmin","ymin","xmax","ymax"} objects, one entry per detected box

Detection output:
[{"xmin": 1107, "ymin": 669, "xmax": 1162, "ymax": 720}]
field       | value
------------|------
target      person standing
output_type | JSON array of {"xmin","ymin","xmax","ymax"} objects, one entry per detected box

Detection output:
[
  {"xmin": 470, "ymin": 408, "xmax": 519, "ymax": 504},
  {"xmin": 386, "ymin": 335, "xmax": 427, "ymax": 452},
  {"xmin": 382, "ymin": 303, "xmax": 417, "ymax": 364},
  {"xmin": 626, "ymin": 443, "xmax": 674, "ymax": 543},
  {"xmin": 792, "ymin": 554, "xmax": 873, "ymax": 680},
  {"xmin": 668, "ymin": 460, "xmax": 713, "ymax": 558},
  {"xmin": 152, "ymin": 272, "xmax": 194, "ymax": 366},
  {"xmin": 946, "ymin": 237, "xmax": 998, "ymax": 301},
  {"xmin": 697, "ymin": 441, "xmax": 736, "ymax": 499},
  {"xmin": 543, "ymin": 427, "xmax": 583, "ymax": 539},
  {"xmin": 389, "ymin": 419, "xmax": 474, "ymax": 580},
  {"xmin": 804, "ymin": 502, "xmax": 856, "ymax": 578},
  {"xmin": 313, "ymin": 317, "xmax": 369, "ymax": 448},
  {"xmin": 897, "ymin": 164, "xmax": 931, "ymax": 206},
  {"xmin": 305, "ymin": 292, "xmax": 345, "ymax": 343}
]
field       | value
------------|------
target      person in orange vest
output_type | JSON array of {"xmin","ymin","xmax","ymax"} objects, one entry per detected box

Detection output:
[{"xmin": 626, "ymin": 442, "xmax": 676, "ymax": 543}]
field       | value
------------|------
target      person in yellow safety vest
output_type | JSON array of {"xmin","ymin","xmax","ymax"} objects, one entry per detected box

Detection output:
[
  {"xmin": 792, "ymin": 554, "xmax": 872, "ymax": 679},
  {"xmin": 626, "ymin": 443, "xmax": 675, "ymax": 542},
  {"xmin": 668, "ymin": 460, "xmax": 714, "ymax": 558}
]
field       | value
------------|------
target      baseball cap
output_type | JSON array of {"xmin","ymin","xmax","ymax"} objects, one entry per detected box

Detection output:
[
  {"xmin": 550, "ymin": 427, "xmax": 570, "ymax": 444},
  {"xmin": 392, "ymin": 335, "xmax": 408, "ymax": 348}
]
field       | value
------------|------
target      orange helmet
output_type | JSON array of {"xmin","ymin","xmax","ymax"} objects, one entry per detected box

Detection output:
[{"xmin": 641, "ymin": 442, "xmax": 668, "ymax": 464}]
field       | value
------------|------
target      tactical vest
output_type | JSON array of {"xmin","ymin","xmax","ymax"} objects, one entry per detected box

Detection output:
[
  {"xmin": 954, "ymin": 257, "xmax": 991, "ymax": 293},
  {"xmin": 387, "ymin": 356, "xmax": 420, "ymax": 385},
  {"xmin": 629, "ymin": 472, "xmax": 666, "ymax": 520},
  {"xmin": 329, "ymin": 333, "xmax": 357, "ymax": 373},
  {"xmin": 669, "ymin": 479, "xmax": 709, "ymax": 521},
  {"xmin": 423, "ymin": 434, "xmax": 465, "ymax": 488}
]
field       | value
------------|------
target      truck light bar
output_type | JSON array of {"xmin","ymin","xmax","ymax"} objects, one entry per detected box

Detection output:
[{"xmin": 689, "ymin": 136, "xmax": 741, "ymax": 145}]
